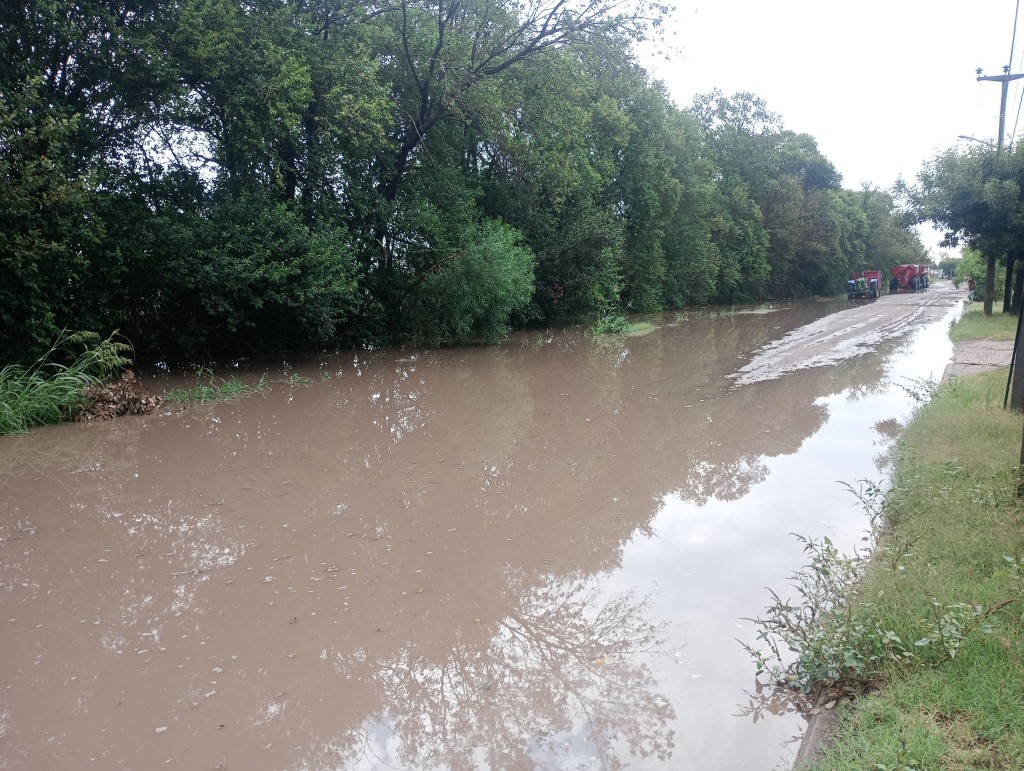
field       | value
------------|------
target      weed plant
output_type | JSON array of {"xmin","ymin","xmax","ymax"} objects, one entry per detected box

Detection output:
[
  {"xmin": 742, "ymin": 532, "xmax": 916, "ymax": 704},
  {"xmin": 0, "ymin": 331, "xmax": 131, "ymax": 434}
]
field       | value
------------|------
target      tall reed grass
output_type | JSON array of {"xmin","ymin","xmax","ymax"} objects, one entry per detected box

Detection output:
[{"xmin": 0, "ymin": 331, "xmax": 132, "ymax": 435}]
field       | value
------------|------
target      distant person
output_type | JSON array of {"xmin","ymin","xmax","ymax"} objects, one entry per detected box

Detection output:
[{"xmin": 967, "ymin": 275, "xmax": 976, "ymax": 302}]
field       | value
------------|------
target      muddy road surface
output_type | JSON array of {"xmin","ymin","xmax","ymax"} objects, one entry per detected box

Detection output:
[
  {"xmin": 734, "ymin": 283, "xmax": 961, "ymax": 385},
  {"xmin": 1, "ymin": 286, "xmax": 961, "ymax": 770}
]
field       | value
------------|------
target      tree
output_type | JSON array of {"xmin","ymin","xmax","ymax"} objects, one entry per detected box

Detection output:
[
  {"xmin": 693, "ymin": 90, "xmax": 926, "ymax": 300},
  {"xmin": 910, "ymin": 144, "xmax": 1024, "ymax": 315},
  {"xmin": 5, "ymin": 0, "xmax": 936, "ymax": 364},
  {"xmin": 854, "ymin": 185, "xmax": 928, "ymax": 273},
  {"xmin": 368, "ymin": 0, "xmax": 669, "ymax": 319},
  {"xmin": 0, "ymin": 78, "xmax": 95, "ymax": 362}
]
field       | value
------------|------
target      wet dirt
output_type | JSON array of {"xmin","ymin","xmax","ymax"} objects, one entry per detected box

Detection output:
[
  {"xmin": 0, "ymin": 291, "xmax": 961, "ymax": 770},
  {"xmin": 733, "ymin": 285, "xmax": 961, "ymax": 385}
]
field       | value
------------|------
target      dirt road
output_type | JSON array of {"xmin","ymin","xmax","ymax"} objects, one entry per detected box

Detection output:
[{"xmin": 732, "ymin": 283, "xmax": 964, "ymax": 386}]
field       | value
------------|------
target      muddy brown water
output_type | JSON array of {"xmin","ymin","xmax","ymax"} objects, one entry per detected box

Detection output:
[{"xmin": 1, "ymin": 295, "xmax": 962, "ymax": 770}]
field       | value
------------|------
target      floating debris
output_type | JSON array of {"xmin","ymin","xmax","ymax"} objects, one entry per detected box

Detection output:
[{"xmin": 78, "ymin": 370, "xmax": 162, "ymax": 421}]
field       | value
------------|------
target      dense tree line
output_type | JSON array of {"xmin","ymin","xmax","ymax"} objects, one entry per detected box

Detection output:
[{"xmin": 1, "ymin": 0, "xmax": 927, "ymax": 364}]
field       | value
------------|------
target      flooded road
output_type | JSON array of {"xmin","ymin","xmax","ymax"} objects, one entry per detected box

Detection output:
[{"xmin": 1, "ymin": 287, "xmax": 962, "ymax": 770}]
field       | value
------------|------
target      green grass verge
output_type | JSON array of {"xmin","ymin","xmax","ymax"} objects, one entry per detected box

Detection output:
[
  {"xmin": 811, "ymin": 336, "xmax": 1024, "ymax": 767},
  {"xmin": 949, "ymin": 301, "xmax": 1018, "ymax": 342}
]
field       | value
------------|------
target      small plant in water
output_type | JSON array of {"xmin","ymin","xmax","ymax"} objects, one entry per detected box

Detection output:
[
  {"xmin": 896, "ymin": 376, "xmax": 940, "ymax": 403},
  {"xmin": 164, "ymin": 369, "xmax": 270, "ymax": 404},
  {"xmin": 590, "ymin": 310, "xmax": 631, "ymax": 335},
  {"xmin": 838, "ymin": 479, "xmax": 887, "ymax": 533}
]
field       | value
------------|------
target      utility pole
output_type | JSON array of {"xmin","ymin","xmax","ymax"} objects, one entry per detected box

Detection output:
[
  {"xmin": 980, "ymin": 67, "xmax": 1024, "ymax": 486},
  {"xmin": 976, "ymin": 66, "xmax": 1024, "ymax": 155},
  {"xmin": 976, "ymin": 66, "xmax": 1024, "ymax": 318}
]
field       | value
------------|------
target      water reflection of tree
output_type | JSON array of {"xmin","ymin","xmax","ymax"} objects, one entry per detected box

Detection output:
[
  {"xmin": 316, "ymin": 577, "xmax": 674, "ymax": 770},
  {"xmin": 679, "ymin": 453, "xmax": 770, "ymax": 506}
]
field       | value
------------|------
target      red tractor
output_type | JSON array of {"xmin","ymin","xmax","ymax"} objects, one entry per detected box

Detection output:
[
  {"xmin": 847, "ymin": 269, "xmax": 882, "ymax": 300},
  {"xmin": 889, "ymin": 264, "xmax": 930, "ymax": 293}
]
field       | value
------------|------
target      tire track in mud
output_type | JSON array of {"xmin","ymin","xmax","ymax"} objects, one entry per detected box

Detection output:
[{"xmin": 731, "ymin": 286, "xmax": 962, "ymax": 386}]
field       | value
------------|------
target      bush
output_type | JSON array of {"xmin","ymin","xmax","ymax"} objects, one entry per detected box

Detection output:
[
  {"xmin": 590, "ymin": 311, "xmax": 631, "ymax": 335},
  {"xmin": 413, "ymin": 219, "xmax": 536, "ymax": 344},
  {"xmin": 742, "ymin": 534, "xmax": 914, "ymax": 702}
]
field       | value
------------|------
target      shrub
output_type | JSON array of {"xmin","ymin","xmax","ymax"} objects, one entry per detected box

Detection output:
[
  {"xmin": 0, "ymin": 331, "xmax": 132, "ymax": 434},
  {"xmin": 590, "ymin": 312, "xmax": 631, "ymax": 335},
  {"xmin": 413, "ymin": 219, "xmax": 536, "ymax": 344}
]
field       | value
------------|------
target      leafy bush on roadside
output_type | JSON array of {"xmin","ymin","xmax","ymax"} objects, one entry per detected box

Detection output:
[{"xmin": 741, "ymin": 534, "xmax": 915, "ymax": 701}]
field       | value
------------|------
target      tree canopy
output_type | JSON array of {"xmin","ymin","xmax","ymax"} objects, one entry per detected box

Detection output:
[
  {"xmin": 1, "ymin": 0, "xmax": 927, "ymax": 363},
  {"xmin": 909, "ymin": 143, "xmax": 1024, "ymax": 314}
]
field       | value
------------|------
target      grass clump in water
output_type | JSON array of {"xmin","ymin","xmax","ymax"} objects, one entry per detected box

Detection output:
[
  {"xmin": 590, "ymin": 311, "xmax": 656, "ymax": 336},
  {"xmin": 163, "ymin": 368, "xmax": 271, "ymax": 404},
  {"xmin": 0, "ymin": 331, "xmax": 132, "ymax": 435}
]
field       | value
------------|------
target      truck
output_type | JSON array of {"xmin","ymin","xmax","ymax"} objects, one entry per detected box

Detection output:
[
  {"xmin": 847, "ymin": 269, "xmax": 882, "ymax": 300},
  {"xmin": 889, "ymin": 264, "xmax": 930, "ymax": 293}
]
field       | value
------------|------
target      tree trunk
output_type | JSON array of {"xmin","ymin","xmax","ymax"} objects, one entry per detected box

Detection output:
[
  {"xmin": 984, "ymin": 254, "xmax": 996, "ymax": 316},
  {"xmin": 1005, "ymin": 254, "xmax": 1015, "ymax": 312},
  {"xmin": 1014, "ymin": 258, "xmax": 1024, "ymax": 315}
]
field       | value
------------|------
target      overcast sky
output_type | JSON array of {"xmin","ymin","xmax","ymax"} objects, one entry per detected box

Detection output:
[{"xmin": 640, "ymin": 0, "xmax": 1021, "ymax": 256}]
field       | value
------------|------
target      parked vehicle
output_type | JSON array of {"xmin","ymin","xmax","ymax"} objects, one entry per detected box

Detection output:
[
  {"xmin": 847, "ymin": 269, "xmax": 882, "ymax": 300},
  {"xmin": 889, "ymin": 264, "xmax": 929, "ymax": 293}
]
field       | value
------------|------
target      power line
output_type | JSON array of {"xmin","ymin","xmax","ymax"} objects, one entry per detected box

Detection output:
[
  {"xmin": 1008, "ymin": 2, "xmax": 1024, "ymax": 144},
  {"xmin": 1011, "ymin": 0, "xmax": 1024, "ymax": 144}
]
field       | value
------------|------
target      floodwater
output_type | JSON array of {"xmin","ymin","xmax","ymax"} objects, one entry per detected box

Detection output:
[{"xmin": 1, "ymin": 295, "xmax": 962, "ymax": 770}]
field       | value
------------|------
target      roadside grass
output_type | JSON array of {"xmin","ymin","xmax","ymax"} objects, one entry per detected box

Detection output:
[
  {"xmin": 0, "ymin": 331, "xmax": 132, "ymax": 435},
  {"xmin": 810, "ymin": 369, "xmax": 1024, "ymax": 768},
  {"xmin": 949, "ymin": 301, "xmax": 1017, "ymax": 342}
]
